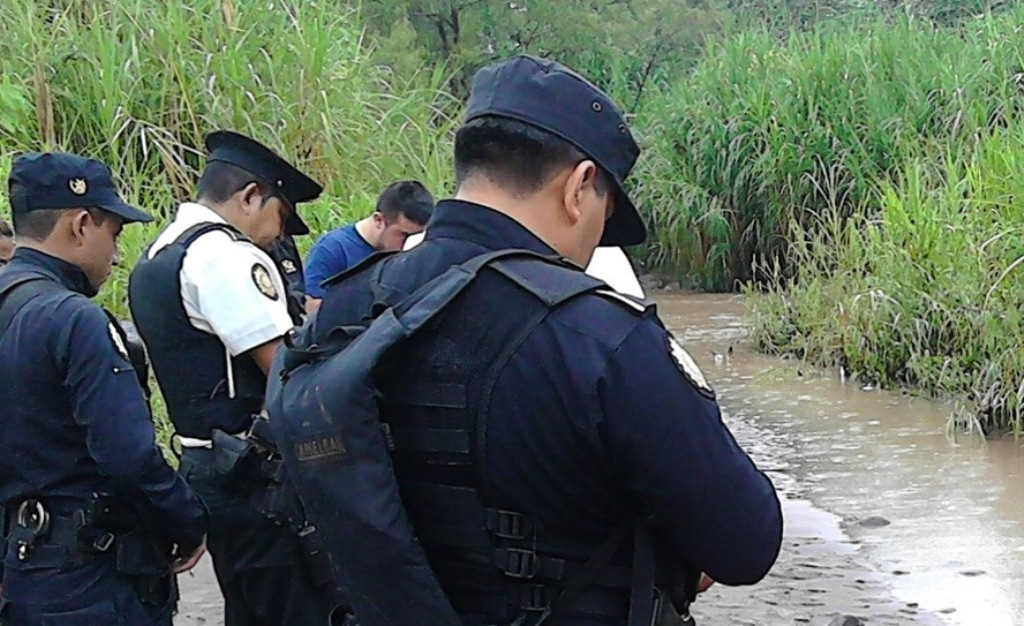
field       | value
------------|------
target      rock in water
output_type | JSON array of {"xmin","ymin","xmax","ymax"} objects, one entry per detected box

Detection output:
[
  {"xmin": 859, "ymin": 515, "xmax": 890, "ymax": 528},
  {"xmin": 828, "ymin": 616, "xmax": 866, "ymax": 626}
]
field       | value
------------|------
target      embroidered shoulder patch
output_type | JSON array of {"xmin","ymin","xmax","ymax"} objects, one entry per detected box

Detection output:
[
  {"xmin": 108, "ymin": 322, "xmax": 130, "ymax": 360},
  {"xmin": 667, "ymin": 334, "xmax": 715, "ymax": 399},
  {"xmin": 251, "ymin": 263, "xmax": 279, "ymax": 300},
  {"xmin": 281, "ymin": 259, "xmax": 297, "ymax": 274}
]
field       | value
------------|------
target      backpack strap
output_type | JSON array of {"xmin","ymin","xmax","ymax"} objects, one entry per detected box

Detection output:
[{"xmin": 0, "ymin": 275, "xmax": 62, "ymax": 340}]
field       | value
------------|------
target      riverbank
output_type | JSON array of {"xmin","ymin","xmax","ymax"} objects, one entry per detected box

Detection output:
[{"xmin": 746, "ymin": 129, "xmax": 1024, "ymax": 435}]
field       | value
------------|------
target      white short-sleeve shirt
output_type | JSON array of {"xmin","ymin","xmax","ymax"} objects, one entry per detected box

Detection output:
[{"xmin": 147, "ymin": 202, "xmax": 293, "ymax": 356}]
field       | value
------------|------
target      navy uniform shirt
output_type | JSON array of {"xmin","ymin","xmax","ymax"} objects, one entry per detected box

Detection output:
[
  {"xmin": 315, "ymin": 200, "xmax": 782, "ymax": 587},
  {"xmin": 0, "ymin": 249, "xmax": 206, "ymax": 547}
]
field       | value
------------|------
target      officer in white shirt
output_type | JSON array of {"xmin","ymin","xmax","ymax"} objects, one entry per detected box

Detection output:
[{"xmin": 128, "ymin": 131, "xmax": 344, "ymax": 625}]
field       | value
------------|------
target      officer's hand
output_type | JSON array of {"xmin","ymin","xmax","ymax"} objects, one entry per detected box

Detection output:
[
  {"xmin": 171, "ymin": 537, "xmax": 207, "ymax": 574},
  {"xmin": 696, "ymin": 573, "xmax": 715, "ymax": 594}
]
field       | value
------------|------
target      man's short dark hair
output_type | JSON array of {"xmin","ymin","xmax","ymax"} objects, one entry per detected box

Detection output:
[
  {"xmin": 9, "ymin": 182, "xmax": 62, "ymax": 241},
  {"xmin": 9, "ymin": 200, "xmax": 108, "ymax": 243},
  {"xmin": 453, "ymin": 116, "xmax": 610, "ymax": 198},
  {"xmin": 376, "ymin": 180, "xmax": 434, "ymax": 225},
  {"xmin": 196, "ymin": 161, "xmax": 276, "ymax": 205}
]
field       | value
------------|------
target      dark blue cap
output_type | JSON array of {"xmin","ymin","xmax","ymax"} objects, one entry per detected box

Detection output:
[
  {"xmin": 205, "ymin": 130, "xmax": 322, "ymax": 236},
  {"xmin": 8, "ymin": 152, "xmax": 153, "ymax": 223},
  {"xmin": 464, "ymin": 55, "xmax": 645, "ymax": 247}
]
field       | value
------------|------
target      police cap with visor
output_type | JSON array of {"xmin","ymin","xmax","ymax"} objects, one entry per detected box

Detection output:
[
  {"xmin": 8, "ymin": 152, "xmax": 153, "ymax": 223},
  {"xmin": 204, "ymin": 130, "xmax": 322, "ymax": 236},
  {"xmin": 463, "ymin": 54, "xmax": 646, "ymax": 247}
]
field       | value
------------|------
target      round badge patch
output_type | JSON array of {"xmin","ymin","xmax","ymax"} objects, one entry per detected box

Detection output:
[
  {"xmin": 108, "ymin": 322, "xmax": 130, "ymax": 361},
  {"xmin": 667, "ymin": 334, "xmax": 715, "ymax": 399},
  {"xmin": 252, "ymin": 263, "xmax": 279, "ymax": 300}
]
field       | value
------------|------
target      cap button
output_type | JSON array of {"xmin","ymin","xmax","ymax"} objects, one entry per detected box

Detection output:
[
  {"xmin": 591, "ymin": 101, "xmax": 603, "ymax": 112},
  {"xmin": 277, "ymin": 180, "xmax": 283, "ymax": 187}
]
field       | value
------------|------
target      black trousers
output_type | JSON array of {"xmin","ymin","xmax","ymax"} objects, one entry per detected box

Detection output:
[{"xmin": 179, "ymin": 449, "xmax": 344, "ymax": 626}]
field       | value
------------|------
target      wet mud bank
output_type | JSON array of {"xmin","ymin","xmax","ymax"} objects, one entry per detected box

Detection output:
[{"xmin": 667, "ymin": 294, "xmax": 1024, "ymax": 626}]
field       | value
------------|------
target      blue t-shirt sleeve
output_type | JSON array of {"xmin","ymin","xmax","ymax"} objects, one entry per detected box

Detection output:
[
  {"xmin": 304, "ymin": 234, "xmax": 350, "ymax": 298},
  {"xmin": 599, "ymin": 318, "xmax": 783, "ymax": 586}
]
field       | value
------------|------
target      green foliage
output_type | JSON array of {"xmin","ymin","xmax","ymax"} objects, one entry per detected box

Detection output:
[
  {"xmin": 636, "ymin": 11, "xmax": 1024, "ymax": 290},
  {"xmin": 357, "ymin": 0, "xmax": 729, "ymax": 103},
  {"xmin": 0, "ymin": 0, "xmax": 458, "ymax": 317},
  {"xmin": 749, "ymin": 123, "xmax": 1024, "ymax": 433}
]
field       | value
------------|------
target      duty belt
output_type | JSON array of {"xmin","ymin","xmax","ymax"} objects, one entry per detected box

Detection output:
[{"xmin": 3, "ymin": 499, "xmax": 116, "ymax": 567}]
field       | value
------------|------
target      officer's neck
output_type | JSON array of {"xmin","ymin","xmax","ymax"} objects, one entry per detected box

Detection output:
[
  {"xmin": 195, "ymin": 199, "xmax": 248, "ymax": 233},
  {"xmin": 454, "ymin": 185, "xmax": 577, "ymax": 263},
  {"xmin": 16, "ymin": 240, "xmax": 98, "ymax": 297},
  {"xmin": 18, "ymin": 239, "xmax": 77, "ymax": 268}
]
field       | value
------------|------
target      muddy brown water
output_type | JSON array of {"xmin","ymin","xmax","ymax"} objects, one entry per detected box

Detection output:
[{"xmin": 176, "ymin": 293, "xmax": 1024, "ymax": 626}]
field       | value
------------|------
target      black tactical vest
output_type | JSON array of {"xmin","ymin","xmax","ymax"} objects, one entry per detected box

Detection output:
[
  {"xmin": 269, "ymin": 250, "xmax": 677, "ymax": 626},
  {"xmin": 129, "ymin": 223, "xmax": 267, "ymax": 438}
]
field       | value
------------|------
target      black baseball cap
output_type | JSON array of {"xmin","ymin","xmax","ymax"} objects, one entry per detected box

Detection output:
[
  {"xmin": 464, "ymin": 55, "xmax": 645, "ymax": 247},
  {"xmin": 8, "ymin": 152, "xmax": 153, "ymax": 223},
  {"xmin": 204, "ymin": 130, "xmax": 322, "ymax": 236}
]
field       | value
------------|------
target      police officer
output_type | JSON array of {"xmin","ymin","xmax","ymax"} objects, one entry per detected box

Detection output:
[
  {"xmin": 127, "ymin": 130, "xmax": 342, "ymax": 625},
  {"xmin": 308, "ymin": 55, "xmax": 783, "ymax": 625},
  {"xmin": 0, "ymin": 152, "xmax": 207, "ymax": 624}
]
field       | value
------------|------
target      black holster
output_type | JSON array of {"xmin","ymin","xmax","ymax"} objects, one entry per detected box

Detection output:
[
  {"xmin": 297, "ymin": 524, "xmax": 336, "ymax": 589},
  {"xmin": 116, "ymin": 526, "xmax": 178, "ymax": 607},
  {"xmin": 211, "ymin": 428, "xmax": 263, "ymax": 485},
  {"xmin": 77, "ymin": 494, "xmax": 177, "ymax": 608}
]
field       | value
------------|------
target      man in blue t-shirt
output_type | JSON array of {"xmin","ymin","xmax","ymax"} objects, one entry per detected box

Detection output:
[{"xmin": 304, "ymin": 180, "xmax": 433, "ymax": 312}]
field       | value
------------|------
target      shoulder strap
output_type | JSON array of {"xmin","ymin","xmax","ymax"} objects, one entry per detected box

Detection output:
[
  {"xmin": 283, "ymin": 249, "xmax": 588, "ymax": 375},
  {"xmin": 387, "ymin": 249, "xmax": 595, "ymax": 337},
  {"xmin": 0, "ymin": 275, "xmax": 62, "ymax": 340},
  {"xmin": 174, "ymin": 221, "xmax": 247, "ymax": 249}
]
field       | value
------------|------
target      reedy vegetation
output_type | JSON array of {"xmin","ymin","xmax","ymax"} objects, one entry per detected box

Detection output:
[{"xmin": 3, "ymin": 0, "xmax": 1024, "ymax": 432}]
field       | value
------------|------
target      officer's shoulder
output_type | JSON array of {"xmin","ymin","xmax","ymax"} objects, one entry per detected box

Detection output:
[
  {"xmin": 187, "ymin": 226, "xmax": 274, "ymax": 266},
  {"xmin": 189, "ymin": 224, "xmax": 252, "ymax": 250},
  {"xmin": 39, "ymin": 291, "xmax": 112, "ymax": 340},
  {"xmin": 52, "ymin": 291, "xmax": 106, "ymax": 322},
  {"xmin": 570, "ymin": 288, "xmax": 654, "ymax": 326}
]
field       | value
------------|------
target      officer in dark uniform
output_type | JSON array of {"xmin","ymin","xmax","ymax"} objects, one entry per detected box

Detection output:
[
  {"xmin": 308, "ymin": 55, "xmax": 783, "ymax": 625},
  {"xmin": 128, "ymin": 131, "xmax": 343, "ymax": 625},
  {"xmin": 0, "ymin": 153, "xmax": 207, "ymax": 625}
]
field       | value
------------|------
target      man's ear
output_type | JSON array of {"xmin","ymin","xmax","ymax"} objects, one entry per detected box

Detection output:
[
  {"xmin": 237, "ymin": 182, "xmax": 263, "ymax": 213},
  {"xmin": 68, "ymin": 210, "xmax": 91, "ymax": 244},
  {"xmin": 561, "ymin": 160, "xmax": 597, "ymax": 226}
]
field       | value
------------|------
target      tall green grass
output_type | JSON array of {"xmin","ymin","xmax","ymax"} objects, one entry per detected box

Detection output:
[
  {"xmin": 635, "ymin": 12, "xmax": 1024, "ymax": 290},
  {"xmin": 0, "ymin": 0, "xmax": 459, "ymax": 317},
  {"xmin": 750, "ymin": 123, "xmax": 1024, "ymax": 433}
]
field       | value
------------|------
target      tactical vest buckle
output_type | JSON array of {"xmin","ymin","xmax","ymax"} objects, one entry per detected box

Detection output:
[
  {"xmin": 517, "ymin": 584, "xmax": 554, "ymax": 611},
  {"xmin": 498, "ymin": 548, "xmax": 540, "ymax": 579},
  {"xmin": 487, "ymin": 508, "xmax": 532, "ymax": 540},
  {"xmin": 92, "ymin": 531, "xmax": 116, "ymax": 552}
]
